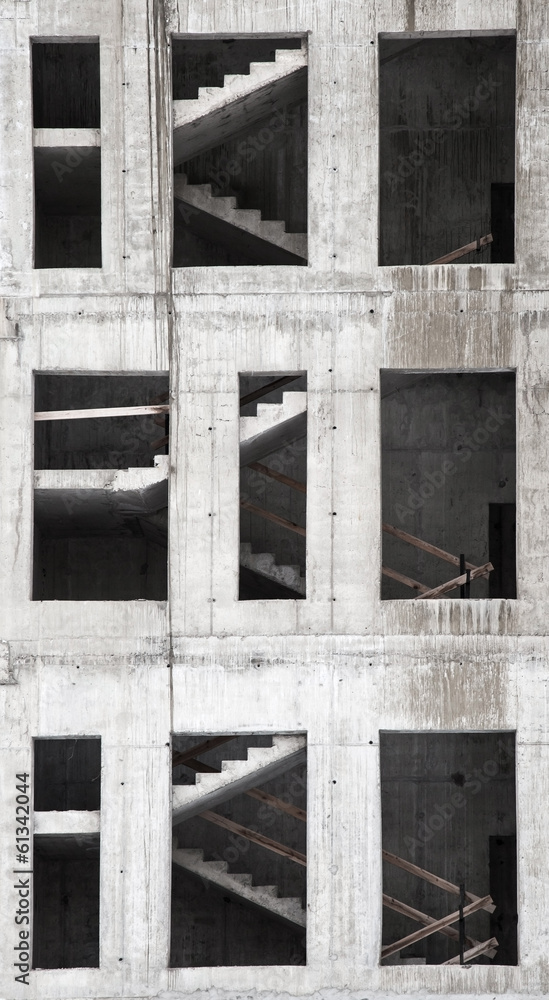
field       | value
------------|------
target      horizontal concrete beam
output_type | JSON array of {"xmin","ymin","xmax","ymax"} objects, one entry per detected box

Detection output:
[
  {"xmin": 34, "ymin": 810, "xmax": 101, "ymax": 835},
  {"xmin": 33, "ymin": 128, "xmax": 101, "ymax": 148}
]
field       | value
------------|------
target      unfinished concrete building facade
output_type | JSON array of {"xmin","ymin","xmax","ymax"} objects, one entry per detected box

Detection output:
[{"xmin": 0, "ymin": 0, "xmax": 548, "ymax": 997}]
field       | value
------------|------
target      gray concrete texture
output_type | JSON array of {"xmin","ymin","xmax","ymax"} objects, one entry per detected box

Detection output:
[{"xmin": 1, "ymin": 0, "xmax": 549, "ymax": 998}]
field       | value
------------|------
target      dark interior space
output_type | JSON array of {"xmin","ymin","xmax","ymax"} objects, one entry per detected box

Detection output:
[
  {"xmin": 33, "ymin": 374, "xmax": 168, "ymax": 602},
  {"xmin": 239, "ymin": 374, "xmax": 306, "ymax": 600},
  {"xmin": 33, "ymin": 507, "xmax": 168, "ymax": 600},
  {"xmin": 33, "ymin": 836, "xmax": 100, "ymax": 969},
  {"xmin": 381, "ymin": 732, "xmax": 517, "ymax": 965},
  {"xmin": 491, "ymin": 183, "xmax": 515, "ymax": 263},
  {"xmin": 489, "ymin": 503, "xmax": 517, "ymax": 598},
  {"xmin": 171, "ymin": 733, "xmax": 306, "ymax": 967},
  {"xmin": 34, "ymin": 147, "xmax": 102, "ymax": 268},
  {"xmin": 381, "ymin": 371, "xmax": 516, "ymax": 599},
  {"xmin": 489, "ymin": 834, "xmax": 518, "ymax": 964},
  {"xmin": 32, "ymin": 41, "xmax": 100, "ymax": 128},
  {"xmin": 172, "ymin": 38, "xmax": 307, "ymax": 266},
  {"xmin": 34, "ymin": 374, "xmax": 169, "ymax": 470},
  {"xmin": 34, "ymin": 737, "xmax": 101, "ymax": 811},
  {"xmin": 379, "ymin": 33, "xmax": 516, "ymax": 265}
]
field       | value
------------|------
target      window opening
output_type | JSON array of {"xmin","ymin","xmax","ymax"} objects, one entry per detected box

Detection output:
[
  {"xmin": 172, "ymin": 37, "xmax": 308, "ymax": 266},
  {"xmin": 33, "ymin": 374, "xmax": 169, "ymax": 601},
  {"xmin": 239, "ymin": 374, "xmax": 306, "ymax": 600},
  {"xmin": 171, "ymin": 733, "xmax": 307, "ymax": 966},
  {"xmin": 379, "ymin": 32, "xmax": 516, "ymax": 265},
  {"xmin": 380, "ymin": 732, "xmax": 517, "ymax": 965},
  {"xmin": 32, "ymin": 40, "xmax": 102, "ymax": 267},
  {"xmin": 381, "ymin": 371, "xmax": 516, "ymax": 600},
  {"xmin": 32, "ymin": 737, "xmax": 101, "ymax": 969}
]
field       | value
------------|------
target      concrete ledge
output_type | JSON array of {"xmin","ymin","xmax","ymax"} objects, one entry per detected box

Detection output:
[
  {"xmin": 34, "ymin": 810, "xmax": 101, "ymax": 835},
  {"xmin": 33, "ymin": 128, "xmax": 101, "ymax": 148}
]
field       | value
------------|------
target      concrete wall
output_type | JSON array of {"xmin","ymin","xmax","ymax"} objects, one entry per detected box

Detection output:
[{"xmin": 2, "ymin": 0, "xmax": 549, "ymax": 999}]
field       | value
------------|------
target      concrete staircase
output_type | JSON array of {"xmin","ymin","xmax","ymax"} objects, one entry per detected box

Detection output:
[
  {"xmin": 240, "ymin": 541, "xmax": 305, "ymax": 596},
  {"xmin": 172, "ymin": 734, "xmax": 307, "ymax": 823},
  {"xmin": 174, "ymin": 174, "xmax": 307, "ymax": 261},
  {"xmin": 173, "ymin": 43, "xmax": 307, "ymax": 163},
  {"xmin": 172, "ymin": 848, "xmax": 306, "ymax": 929},
  {"xmin": 240, "ymin": 391, "xmax": 307, "ymax": 465}
]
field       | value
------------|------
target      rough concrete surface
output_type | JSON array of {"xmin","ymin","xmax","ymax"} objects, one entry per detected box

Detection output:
[{"xmin": 1, "ymin": 0, "xmax": 549, "ymax": 997}]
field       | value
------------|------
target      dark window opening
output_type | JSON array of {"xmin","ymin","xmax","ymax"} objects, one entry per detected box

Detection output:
[
  {"xmin": 491, "ymin": 183, "xmax": 515, "ymax": 263},
  {"xmin": 34, "ymin": 737, "xmax": 101, "ymax": 811},
  {"xmin": 381, "ymin": 370, "xmax": 516, "ymax": 600},
  {"xmin": 171, "ymin": 732, "xmax": 307, "ymax": 966},
  {"xmin": 32, "ymin": 41, "xmax": 100, "ymax": 128},
  {"xmin": 33, "ymin": 836, "xmax": 100, "ymax": 969},
  {"xmin": 380, "ymin": 732, "xmax": 517, "ymax": 966},
  {"xmin": 34, "ymin": 147, "xmax": 102, "ymax": 268},
  {"xmin": 172, "ymin": 37, "xmax": 307, "ymax": 266},
  {"xmin": 489, "ymin": 503, "xmax": 517, "ymax": 598},
  {"xmin": 379, "ymin": 33, "xmax": 516, "ymax": 265},
  {"xmin": 33, "ymin": 374, "xmax": 169, "ymax": 601},
  {"xmin": 489, "ymin": 835, "xmax": 518, "ymax": 964},
  {"xmin": 34, "ymin": 374, "xmax": 170, "ymax": 470},
  {"xmin": 239, "ymin": 374, "xmax": 307, "ymax": 600}
]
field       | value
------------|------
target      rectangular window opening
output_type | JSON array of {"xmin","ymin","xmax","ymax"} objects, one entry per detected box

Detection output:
[
  {"xmin": 380, "ymin": 732, "xmax": 517, "ymax": 966},
  {"xmin": 379, "ymin": 32, "xmax": 516, "ymax": 265},
  {"xmin": 32, "ymin": 40, "xmax": 102, "ymax": 268},
  {"xmin": 32, "ymin": 41, "xmax": 100, "ymax": 128},
  {"xmin": 34, "ymin": 147, "xmax": 102, "ymax": 268},
  {"xmin": 34, "ymin": 737, "xmax": 101, "ymax": 811},
  {"xmin": 33, "ymin": 374, "xmax": 169, "ymax": 601},
  {"xmin": 170, "ymin": 732, "xmax": 307, "ymax": 966},
  {"xmin": 381, "ymin": 370, "xmax": 516, "ymax": 600},
  {"xmin": 32, "ymin": 736, "xmax": 101, "ymax": 970},
  {"xmin": 172, "ymin": 36, "xmax": 308, "ymax": 266},
  {"xmin": 239, "ymin": 373, "xmax": 307, "ymax": 600}
]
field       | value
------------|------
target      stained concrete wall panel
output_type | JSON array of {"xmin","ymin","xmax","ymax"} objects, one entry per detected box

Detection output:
[
  {"xmin": 0, "ymin": 336, "xmax": 34, "ymax": 613},
  {"xmin": 331, "ymin": 387, "xmax": 378, "ymax": 630},
  {"xmin": 515, "ymin": 42, "xmax": 549, "ymax": 287},
  {"xmin": 0, "ymin": 36, "xmax": 33, "ymax": 276},
  {"xmin": 515, "ymin": 741, "xmax": 549, "ymax": 969}
]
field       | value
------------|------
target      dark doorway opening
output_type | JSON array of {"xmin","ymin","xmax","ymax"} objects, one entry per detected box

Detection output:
[
  {"xmin": 489, "ymin": 503, "xmax": 517, "ymax": 598},
  {"xmin": 491, "ymin": 184, "xmax": 515, "ymax": 263},
  {"xmin": 489, "ymin": 834, "xmax": 518, "ymax": 965}
]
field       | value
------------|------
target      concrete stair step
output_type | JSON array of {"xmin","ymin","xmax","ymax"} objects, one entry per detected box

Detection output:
[
  {"xmin": 172, "ymin": 847, "xmax": 306, "ymax": 929},
  {"xmin": 174, "ymin": 175, "xmax": 306, "ymax": 259},
  {"xmin": 239, "ymin": 542, "xmax": 306, "ymax": 596},
  {"xmin": 172, "ymin": 734, "xmax": 307, "ymax": 823},
  {"xmin": 241, "ymin": 391, "xmax": 307, "ymax": 441}
]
